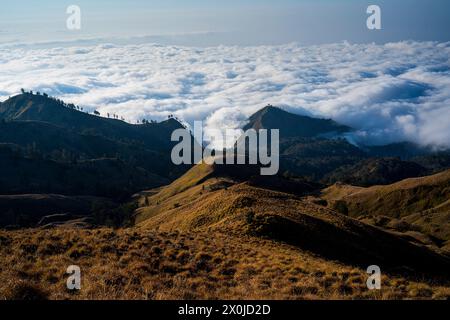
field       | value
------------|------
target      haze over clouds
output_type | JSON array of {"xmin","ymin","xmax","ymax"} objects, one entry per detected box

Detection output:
[{"xmin": 0, "ymin": 41, "xmax": 449, "ymax": 148}]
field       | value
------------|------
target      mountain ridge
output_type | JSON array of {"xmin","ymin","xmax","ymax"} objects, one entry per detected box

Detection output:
[
  {"xmin": 243, "ymin": 105, "xmax": 351, "ymax": 138},
  {"xmin": 135, "ymin": 162, "xmax": 450, "ymax": 277},
  {"xmin": 322, "ymin": 169, "xmax": 450, "ymax": 253},
  {"xmin": 0, "ymin": 93, "xmax": 185, "ymax": 153},
  {"xmin": 0, "ymin": 93, "xmax": 192, "ymax": 198}
]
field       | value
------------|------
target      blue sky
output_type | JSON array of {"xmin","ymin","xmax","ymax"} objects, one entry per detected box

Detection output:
[{"xmin": 1, "ymin": 0, "xmax": 449, "ymax": 45}]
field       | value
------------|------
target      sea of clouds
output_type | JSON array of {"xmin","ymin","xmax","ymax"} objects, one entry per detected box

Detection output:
[{"xmin": 0, "ymin": 41, "xmax": 449, "ymax": 148}]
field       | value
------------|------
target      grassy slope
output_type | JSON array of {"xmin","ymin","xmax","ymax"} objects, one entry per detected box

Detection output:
[
  {"xmin": 1, "ymin": 228, "xmax": 450, "ymax": 300},
  {"xmin": 322, "ymin": 169, "xmax": 450, "ymax": 252},
  {"xmin": 322, "ymin": 169, "xmax": 450, "ymax": 216},
  {"xmin": 1, "ymin": 165, "xmax": 450, "ymax": 300},
  {"xmin": 135, "ymin": 164, "xmax": 450, "ymax": 277}
]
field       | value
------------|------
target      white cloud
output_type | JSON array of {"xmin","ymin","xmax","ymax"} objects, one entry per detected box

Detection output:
[{"xmin": 0, "ymin": 41, "xmax": 449, "ymax": 148}]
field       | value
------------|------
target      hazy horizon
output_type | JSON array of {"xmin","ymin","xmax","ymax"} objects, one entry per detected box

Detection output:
[{"xmin": 1, "ymin": 0, "xmax": 450, "ymax": 46}]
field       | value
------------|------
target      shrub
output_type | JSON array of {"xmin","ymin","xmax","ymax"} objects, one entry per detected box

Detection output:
[{"xmin": 332, "ymin": 200, "xmax": 349, "ymax": 215}]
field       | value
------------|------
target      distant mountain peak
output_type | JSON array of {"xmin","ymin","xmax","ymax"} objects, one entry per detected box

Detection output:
[
  {"xmin": 258, "ymin": 104, "xmax": 279, "ymax": 113},
  {"xmin": 244, "ymin": 105, "xmax": 351, "ymax": 138},
  {"xmin": 250, "ymin": 104, "xmax": 286, "ymax": 118}
]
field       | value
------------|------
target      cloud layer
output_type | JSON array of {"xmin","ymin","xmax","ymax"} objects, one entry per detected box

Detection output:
[{"xmin": 0, "ymin": 41, "xmax": 449, "ymax": 148}]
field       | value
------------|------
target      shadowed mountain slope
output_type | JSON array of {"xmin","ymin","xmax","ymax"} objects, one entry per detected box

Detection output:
[
  {"xmin": 324, "ymin": 158, "xmax": 428, "ymax": 187},
  {"xmin": 0, "ymin": 144, "xmax": 168, "ymax": 198},
  {"xmin": 243, "ymin": 105, "xmax": 350, "ymax": 138},
  {"xmin": 239, "ymin": 106, "xmax": 366, "ymax": 180},
  {"xmin": 0, "ymin": 93, "xmax": 182, "ymax": 153},
  {"xmin": 0, "ymin": 93, "xmax": 193, "ymax": 197},
  {"xmin": 135, "ymin": 162, "xmax": 450, "ymax": 277},
  {"xmin": 0, "ymin": 194, "xmax": 115, "ymax": 228},
  {"xmin": 242, "ymin": 105, "xmax": 449, "ymax": 183}
]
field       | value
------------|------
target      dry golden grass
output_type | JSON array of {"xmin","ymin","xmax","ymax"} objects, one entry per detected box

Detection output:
[
  {"xmin": 321, "ymin": 169, "xmax": 450, "ymax": 254},
  {"xmin": 1, "ymin": 166, "xmax": 449, "ymax": 300},
  {"xmin": 136, "ymin": 169, "xmax": 340, "ymax": 233},
  {"xmin": 322, "ymin": 169, "xmax": 450, "ymax": 218},
  {"xmin": 1, "ymin": 227, "xmax": 449, "ymax": 300}
]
